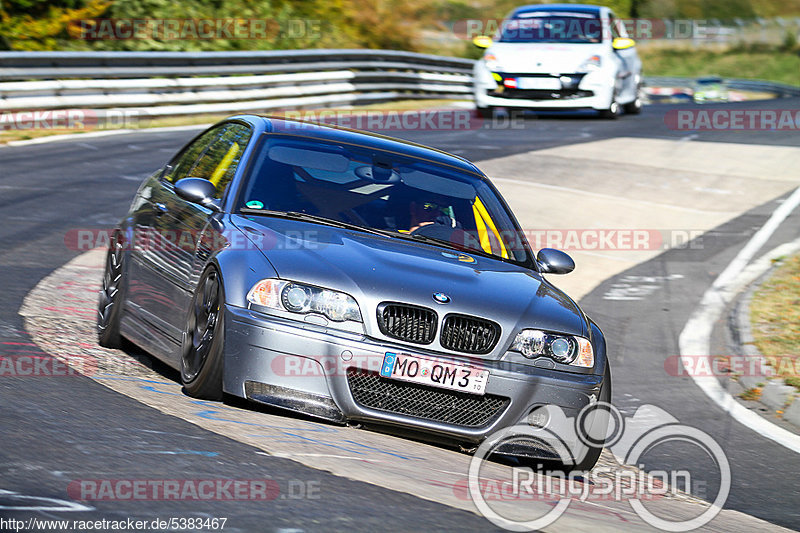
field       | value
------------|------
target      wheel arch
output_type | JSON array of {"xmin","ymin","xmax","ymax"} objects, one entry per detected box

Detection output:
[{"xmin": 207, "ymin": 247, "xmax": 279, "ymax": 309}]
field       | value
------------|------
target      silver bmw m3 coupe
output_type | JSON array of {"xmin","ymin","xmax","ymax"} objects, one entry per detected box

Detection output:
[{"xmin": 98, "ymin": 115, "xmax": 610, "ymax": 470}]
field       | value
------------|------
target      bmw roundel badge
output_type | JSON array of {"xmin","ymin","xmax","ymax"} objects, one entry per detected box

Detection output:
[{"xmin": 432, "ymin": 292, "xmax": 451, "ymax": 304}]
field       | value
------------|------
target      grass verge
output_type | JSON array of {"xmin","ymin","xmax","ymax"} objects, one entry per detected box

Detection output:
[
  {"xmin": 638, "ymin": 46, "xmax": 800, "ymax": 86},
  {"xmin": 750, "ymin": 253, "xmax": 800, "ymax": 391},
  {"xmin": 0, "ymin": 100, "xmax": 467, "ymax": 145}
]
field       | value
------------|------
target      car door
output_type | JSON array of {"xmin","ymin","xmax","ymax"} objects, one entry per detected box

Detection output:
[{"xmin": 131, "ymin": 122, "xmax": 252, "ymax": 355}]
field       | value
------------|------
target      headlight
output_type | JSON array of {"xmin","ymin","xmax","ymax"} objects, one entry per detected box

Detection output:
[
  {"xmin": 247, "ymin": 279, "xmax": 362, "ymax": 322},
  {"xmin": 510, "ymin": 329, "xmax": 594, "ymax": 368},
  {"xmin": 483, "ymin": 53, "xmax": 502, "ymax": 72},
  {"xmin": 579, "ymin": 55, "xmax": 602, "ymax": 72}
]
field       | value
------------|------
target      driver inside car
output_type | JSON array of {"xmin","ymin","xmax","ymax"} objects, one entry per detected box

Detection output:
[{"xmin": 406, "ymin": 201, "xmax": 459, "ymax": 233}]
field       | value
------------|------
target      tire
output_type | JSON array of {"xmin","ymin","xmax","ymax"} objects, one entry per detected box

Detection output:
[
  {"xmin": 571, "ymin": 364, "xmax": 612, "ymax": 472},
  {"xmin": 97, "ymin": 231, "xmax": 126, "ymax": 348},
  {"xmin": 599, "ymin": 98, "xmax": 620, "ymax": 120},
  {"xmin": 181, "ymin": 267, "xmax": 225, "ymax": 400},
  {"xmin": 623, "ymin": 84, "xmax": 643, "ymax": 115},
  {"xmin": 476, "ymin": 106, "xmax": 494, "ymax": 119}
]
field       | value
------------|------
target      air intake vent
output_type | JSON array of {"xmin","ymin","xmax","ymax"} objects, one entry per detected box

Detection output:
[
  {"xmin": 441, "ymin": 314, "xmax": 500, "ymax": 354},
  {"xmin": 377, "ymin": 303, "xmax": 437, "ymax": 345},
  {"xmin": 347, "ymin": 370, "xmax": 509, "ymax": 427}
]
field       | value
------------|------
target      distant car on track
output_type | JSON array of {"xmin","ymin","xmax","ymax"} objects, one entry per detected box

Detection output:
[
  {"xmin": 472, "ymin": 3, "xmax": 643, "ymax": 118},
  {"xmin": 692, "ymin": 76, "xmax": 730, "ymax": 103},
  {"xmin": 98, "ymin": 115, "xmax": 610, "ymax": 470}
]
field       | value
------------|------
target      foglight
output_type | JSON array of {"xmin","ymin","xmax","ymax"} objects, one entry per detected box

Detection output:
[{"xmin": 483, "ymin": 53, "xmax": 502, "ymax": 72}]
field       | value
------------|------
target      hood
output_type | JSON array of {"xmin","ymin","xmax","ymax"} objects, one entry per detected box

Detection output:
[
  {"xmin": 233, "ymin": 215, "xmax": 588, "ymax": 354},
  {"xmin": 487, "ymin": 42, "xmax": 604, "ymax": 73}
]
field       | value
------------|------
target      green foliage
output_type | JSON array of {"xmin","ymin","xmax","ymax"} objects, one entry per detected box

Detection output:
[
  {"xmin": 781, "ymin": 30, "xmax": 799, "ymax": 52},
  {"xmin": 0, "ymin": 0, "xmax": 110, "ymax": 50},
  {"xmin": 635, "ymin": 0, "xmax": 800, "ymax": 18},
  {"xmin": 4, "ymin": 0, "xmax": 800, "ymax": 52},
  {"xmin": 0, "ymin": 0, "xmax": 430, "ymax": 51}
]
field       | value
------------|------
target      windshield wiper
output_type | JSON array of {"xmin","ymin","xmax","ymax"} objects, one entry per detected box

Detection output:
[
  {"xmin": 239, "ymin": 208, "xmax": 387, "ymax": 237},
  {"xmin": 240, "ymin": 207, "xmax": 509, "ymax": 262}
]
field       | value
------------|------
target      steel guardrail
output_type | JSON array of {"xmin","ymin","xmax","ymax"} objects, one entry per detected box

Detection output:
[{"xmin": 0, "ymin": 51, "xmax": 796, "ymax": 119}]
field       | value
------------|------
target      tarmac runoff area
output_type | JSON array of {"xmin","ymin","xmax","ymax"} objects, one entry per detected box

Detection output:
[{"xmin": 20, "ymin": 136, "xmax": 800, "ymax": 531}]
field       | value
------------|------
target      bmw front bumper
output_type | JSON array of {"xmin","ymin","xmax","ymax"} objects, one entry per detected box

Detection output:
[{"xmin": 223, "ymin": 304, "xmax": 603, "ymax": 446}]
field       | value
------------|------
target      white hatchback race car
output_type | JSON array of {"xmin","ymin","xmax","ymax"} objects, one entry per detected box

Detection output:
[{"xmin": 472, "ymin": 3, "xmax": 643, "ymax": 118}]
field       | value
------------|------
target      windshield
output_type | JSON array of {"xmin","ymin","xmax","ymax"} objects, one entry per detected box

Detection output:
[
  {"xmin": 499, "ymin": 13, "xmax": 603, "ymax": 43},
  {"xmin": 237, "ymin": 134, "xmax": 531, "ymax": 265}
]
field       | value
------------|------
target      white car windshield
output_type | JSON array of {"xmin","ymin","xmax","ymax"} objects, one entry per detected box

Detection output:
[{"xmin": 499, "ymin": 13, "xmax": 603, "ymax": 44}]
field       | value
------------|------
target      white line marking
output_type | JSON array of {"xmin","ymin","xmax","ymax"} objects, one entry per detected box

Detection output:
[
  {"xmin": 0, "ymin": 489, "xmax": 94, "ymax": 511},
  {"xmin": 679, "ymin": 185, "xmax": 800, "ymax": 454},
  {"xmin": 694, "ymin": 187, "xmax": 732, "ymax": 195},
  {"xmin": 264, "ymin": 452, "xmax": 373, "ymax": 461}
]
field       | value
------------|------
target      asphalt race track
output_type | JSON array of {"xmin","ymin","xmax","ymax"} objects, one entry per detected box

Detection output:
[{"xmin": 1, "ymin": 98, "xmax": 799, "ymax": 531}]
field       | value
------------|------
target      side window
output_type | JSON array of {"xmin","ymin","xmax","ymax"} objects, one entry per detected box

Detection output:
[
  {"xmin": 608, "ymin": 13, "xmax": 623, "ymax": 39},
  {"xmin": 163, "ymin": 123, "xmax": 253, "ymax": 199},
  {"xmin": 186, "ymin": 124, "xmax": 252, "ymax": 199},
  {"xmin": 163, "ymin": 126, "xmax": 225, "ymax": 185}
]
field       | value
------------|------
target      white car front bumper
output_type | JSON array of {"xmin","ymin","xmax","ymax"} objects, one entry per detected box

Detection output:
[{"xmin": 473, "ymin": 63, "xmax": 615, "ymax": 111}]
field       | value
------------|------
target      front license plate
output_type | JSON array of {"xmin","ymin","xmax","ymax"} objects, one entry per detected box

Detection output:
[
  {"xmin": 380, "ymin": 352, "xmax": 488, "ymax": 395},
  {"xmin": 518, "ymin": 77, "xmax": 561, "ymax": 90}
]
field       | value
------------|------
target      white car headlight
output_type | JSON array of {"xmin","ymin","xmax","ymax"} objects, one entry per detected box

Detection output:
[
  {"xmin": 579, "ymin": 55, "xmax": 602, "ymax": 72},
  {"xmin": 247, "ymin": 279, "xmax": 362, "ymax": 322},
  {"xmin": 510, "ymin": 329, "xmax": 594, "ymax": 367},
  {"xmin": 483, "ymin": 53, "xmax": 503, "ymax": 72}
]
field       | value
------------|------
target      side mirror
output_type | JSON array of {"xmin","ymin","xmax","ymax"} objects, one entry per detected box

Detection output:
[
  {"xmin": 537, "ymin": 248, "xmax": 575, "ymax": 275},
  {"xmin": 612, "ymin": 37, "xmax": 636, "ymax": 50},
  {"xmin": 472, "ymin": 35, "xmax": 493, "ymax": 49},
  {"xmin": 174, "ymin": 177, "xmax": 220, "ymax": 212}
]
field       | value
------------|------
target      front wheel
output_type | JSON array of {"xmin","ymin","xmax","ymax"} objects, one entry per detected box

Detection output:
[
  {"xmin": 181, "ymin": 267, "xmax": 225, "ymax": 400},
  {"xmin": 599, "ymin": 98, "xmax": 620, "ymax": 120}
]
